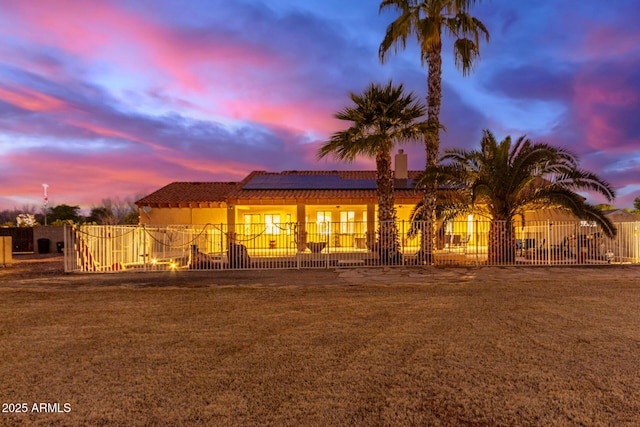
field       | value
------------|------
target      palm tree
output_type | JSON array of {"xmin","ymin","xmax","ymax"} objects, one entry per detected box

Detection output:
[
  {"xmin": 379, "ymin": 0, "xmax": 489, "ymax": 263},
  {"xmin": 318, "ymin": 81, "xmax": 428, "ymax": 264},
  {"xmin": 421, "ymin": 129, "xmax": 617, "ymax": 263}
]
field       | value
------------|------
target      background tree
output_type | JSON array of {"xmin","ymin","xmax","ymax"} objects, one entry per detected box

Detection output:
[
  {"xmin": 16, "ymin": 213, "xmax": 38, "ymax": 227},
  {"xmin": 89, "ymin": 197, "xmax": 140, "ymax": 225},
  {"xmin": 318, "ymin": 81, "xmax": 428, "ymax": 264},
  {"xmin": 379, "ymin": 0, "xmax": 489, "ymax": 263},
  {"xmin": 123, "ymin": 211, "xmax": 139, "ymax": 224},
  {"xmin": 87, "ymin": 207, "xmax": 115, "ymax": 225},
  {"xmin": 421, "ymin": 129, "xmax": 616, "ymax": 263},
  {"xmin": 594, "ymin": 204, "xmax": 617, "ymax": 211},
  {"xmin": 633, "ymin": 197, "xmax": 640, "ymax": 214},
  {"xmin": 48, "ymin": 204, "xmax": 82, "ymax": 223},
  {"xmin": 101, "ymin": 197, "xmax": 138, "ymax": 224},
  {"xmin": 0, "ymin": 205, "xmax": 39, "ymax": 226},
  {"xmin": 0, "ymin": 209, "xmax": 21, "ymax": 226}
]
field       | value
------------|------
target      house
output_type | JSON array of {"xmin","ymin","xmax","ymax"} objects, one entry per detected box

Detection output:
[
  {"xmin": 136, "ymin": 151, "xmax": 428, "ymax": 251},
  {"xmin": 135, "ymin": 150, "xmax": 633, "ymax": 256}
]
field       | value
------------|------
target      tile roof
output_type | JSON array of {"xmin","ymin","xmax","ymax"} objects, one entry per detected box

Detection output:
[
  {"xmin": 136, "ymin": 182, "xmax": 241, "ymax": 206},
  {"xmin": 275, "ymin": 170, "xmax": 422, "ymax": 179},
  {"xmin": 136, "ymin": 170, "xmax": 426, "ymax": 206},
  {"xmin": 230, "ymin": 170, "xmax": 424, "ymax": 203}
]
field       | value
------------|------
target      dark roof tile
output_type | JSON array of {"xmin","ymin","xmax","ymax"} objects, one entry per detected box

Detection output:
[{"xmin": 136, "ymin": 182, "xmax": 241, "ymax": 206}]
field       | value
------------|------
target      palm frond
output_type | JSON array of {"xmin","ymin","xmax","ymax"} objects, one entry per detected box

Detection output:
[
  {"xmin": 379, "ymin": 1, "xmax": 416, "ymax": 63},
  {"xmin": 436, "ymin": 128, "xmax": 617, "ymax": 230},
  {"xmin": 536, "ymin": 186, "xmax": 617, "ymax": 238}
]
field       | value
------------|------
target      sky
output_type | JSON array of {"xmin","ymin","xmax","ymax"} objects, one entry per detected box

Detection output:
[{"xmin": 0, "ymin": 0, "xmax": 639, "ymax": 213}]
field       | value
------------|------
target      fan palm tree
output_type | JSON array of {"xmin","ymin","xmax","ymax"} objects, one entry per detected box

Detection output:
[
  {"xmin": 379, "ymin": 0, "xmax": 489, "ymax": 263},
  {"xmin": 318, "ymin": 81, "xmax": 429, "ymax": 264},
  {"xmin": 419, "ymin": 130, "xmax": 617, "ymax": 263}
]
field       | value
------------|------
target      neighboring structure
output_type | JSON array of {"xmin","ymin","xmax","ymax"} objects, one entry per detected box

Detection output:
[
  {"xmin": 0, "ymin": 225, "xmax": 65, "ymax": 254},
  {"xmin": 600, "ymin": 209, "xmax": 640, "ymax": 223}
]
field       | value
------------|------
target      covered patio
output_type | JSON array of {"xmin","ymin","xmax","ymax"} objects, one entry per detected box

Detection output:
[{"xmin": 63, "ymin": 219, "xmax": 640, "ymax": 272}]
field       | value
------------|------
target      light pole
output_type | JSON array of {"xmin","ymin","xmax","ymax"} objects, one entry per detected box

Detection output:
[{"xmin": 42, "ymin": 184, "xmax": 49, "ymax": 226}]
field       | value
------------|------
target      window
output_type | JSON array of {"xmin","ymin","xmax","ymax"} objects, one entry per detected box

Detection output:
[
  {"xmin": 317, "ymin": 211, "xmax": 331, "ymax": 235},
  {"xmin": 340, "ymin": 211, "xmax": 355, "ymax": 234},
  {"xmin": 243, "ymin": 214, "xmax": 260, "ymax": 235},
  {"xmin": 445, "ymin": 220, "xmax": 453, "ymax": 234},
  {"xmin": 265, "ymin": 214, "xmax": 281, "ymax": 235},
  {"xmin": 285, "ymin": 214, "xmax": 292, "ymax": 235},
  {"xmin": 362, "ymin": 210, "xmax": 367, "ymax": 233}
]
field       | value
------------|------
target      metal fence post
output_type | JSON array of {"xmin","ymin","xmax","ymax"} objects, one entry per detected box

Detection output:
[
  {"xmin": 475, "ymin": 219, "xmax": 479, "ymax": 266},
  {"xmin": 547, "ymin": 220, "xmax": 551, "ymax": 266}
]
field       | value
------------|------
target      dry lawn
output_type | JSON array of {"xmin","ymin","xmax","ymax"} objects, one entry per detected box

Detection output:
[{"xmin": 1, "ymin": 255, "xmax": 640, "ymax": 426}]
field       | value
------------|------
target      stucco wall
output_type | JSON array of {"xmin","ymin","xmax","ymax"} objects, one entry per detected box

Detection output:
[
  {"xmin": 139, "ymin": 207, "xmax": 227, "ymax": 225},
  {"xmin": 192, "ymin": 208, "xmax": 227, "ymax": 225},
  {"xmin": 1, "ymin": 236, "xmax": 11, "ymax": 265},
  {"xmin": 33, "ymin": 226, "xmax": 65, "ymax": 254}
]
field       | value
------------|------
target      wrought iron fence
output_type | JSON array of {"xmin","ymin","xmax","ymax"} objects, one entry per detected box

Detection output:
[{"xmin": 64, "ymin": 220, "xmax": 640, "ymax": 272}]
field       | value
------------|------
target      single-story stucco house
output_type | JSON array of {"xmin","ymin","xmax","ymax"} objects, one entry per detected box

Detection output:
[{"xmin": 136, "ymin": 151, "xmax": 628, "ymax": 254}]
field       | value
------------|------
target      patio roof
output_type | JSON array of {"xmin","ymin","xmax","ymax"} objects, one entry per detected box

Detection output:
[
  {"xmin": 136, "ymin": 170, "xmax": 427, "ymax": 207},
  {"xmin": 136, "ymin": 182, "xmax": 242, "ymax": 208}
]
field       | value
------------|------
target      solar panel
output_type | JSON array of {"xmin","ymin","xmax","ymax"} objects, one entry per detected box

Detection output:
[{"xmin": 243, "ymin": 174, "xmax": 416, "ymax": 190}]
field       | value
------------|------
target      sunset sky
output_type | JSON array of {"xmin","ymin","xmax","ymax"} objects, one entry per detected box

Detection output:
[{"xmin": 1, "ymin": 0, "xmax": 639, "ymax": 212}]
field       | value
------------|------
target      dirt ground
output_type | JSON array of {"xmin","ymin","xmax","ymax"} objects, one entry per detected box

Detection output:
[
  {"xmin": 2, "ymin": 253, "xmax": 638, "ymax": 289},
  {"xmin": 1, "ymin": 255, "xmax": 640, "ymax": 426}
]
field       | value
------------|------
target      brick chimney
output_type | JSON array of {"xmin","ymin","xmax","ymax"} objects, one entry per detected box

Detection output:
[{"xmin": 395, "ymin": 149, "xmax": 408, "ymax": 180}]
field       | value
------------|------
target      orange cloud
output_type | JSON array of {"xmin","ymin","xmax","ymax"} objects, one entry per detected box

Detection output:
[{"xmin": 0, "ymin": 86, "xmax": 67, "ymax": 112}]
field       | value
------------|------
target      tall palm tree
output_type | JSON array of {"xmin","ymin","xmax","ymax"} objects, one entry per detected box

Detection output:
[
  {"xmin": 422, "ymin": 129, "xmax": 617, "ymax": 263},
  {"xmin": 318, "ymin": 81, "xmax": 428, "ymax": 264},
  {"xmin": 379, "ymin": 0, "xmax": 489, "ymax": 263}
]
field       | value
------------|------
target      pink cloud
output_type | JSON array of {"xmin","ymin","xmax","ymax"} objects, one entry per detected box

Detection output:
[
  {"xmin": 581, "ymin": 25, "xmax": 640, "ymax": 60},
  {"xmin": 226, "ymin": 99, "xmax": 342, "ymax": 137},
  {"xmin": 66, "ymin": 120, "xmax": 171, "ymax": 152},
  {"xmin": 0, "ymin": 148, "xmax": 265, "ymax": 210},
  {"xmin": 572, "ymin": 68, "xmax": 639, "ymax": 153},
  {"xmin": 0, "ymin": 85, "xmax": 67, "ymax": 112},
  {"xmin": 1, "ymin": 0, "xmax": 357, "ymax": 148},
  {"xmin": 0, "ymin": 0, "xmax": 339, "ymax": 138},
  {"xmin": 0, "ymin": 152, "xmax": 156, "ymax": 209},
  {"xmin": 156, "ymin": 154, "xmax": 261, "ymax": 181},
  {"xmin": 1, "ymin": 0, "xmax": 284, "ymax": 94}
]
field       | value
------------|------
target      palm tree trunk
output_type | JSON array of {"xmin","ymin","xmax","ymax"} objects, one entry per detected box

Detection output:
[
  {"xmin": 376, "ymin": 150, "xmax": 400, "ymax": 264},
  {"xmin": 420, "ymin": 43, "xmax": 443, "ymax": 265},
  {"xmin": 488, "ymin": 219, "xmax": 515, "ymax": 264}
]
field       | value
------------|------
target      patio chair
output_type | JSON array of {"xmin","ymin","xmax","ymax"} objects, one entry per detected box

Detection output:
[
  {"xmin": 460, "ymin": 234, "xmax": 471, "ymax": 254},
  {"xmin": 228, "ymin": 243, "xmax": 251, "ymax": 268}
]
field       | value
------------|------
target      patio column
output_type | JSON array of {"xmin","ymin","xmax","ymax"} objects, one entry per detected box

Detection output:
[
  {"xmin": 227, "ymin": 204, "xmax": 236, "ymax": 245},
  {"xmin": 296, "ymin": 204, "xmax": 307, "ymax": 252},
  {"xmin": 366, "ymin": 203, "xmax": 375, "ymax": 249}
]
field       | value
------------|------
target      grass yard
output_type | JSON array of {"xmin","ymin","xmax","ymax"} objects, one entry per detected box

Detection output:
[{"xmin": 1, "ymin": 258, "xmax": 640, "ymax": 425}]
